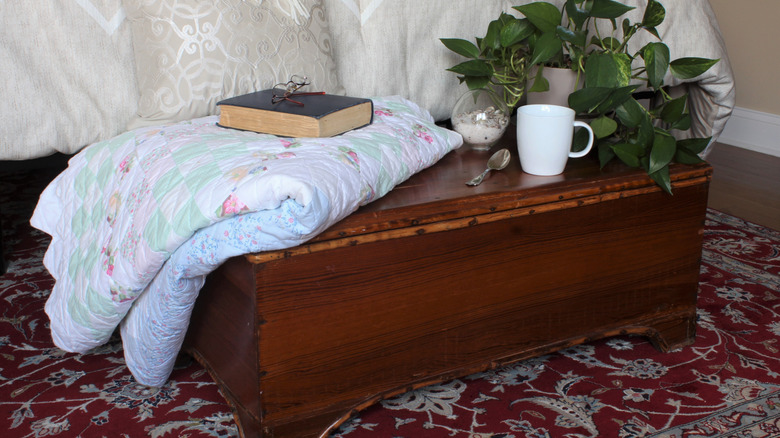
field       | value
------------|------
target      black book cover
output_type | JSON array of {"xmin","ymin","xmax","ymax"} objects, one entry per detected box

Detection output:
[{"xmin": 217, "ymin": 89, "xmax": 373, "ymax": 120}]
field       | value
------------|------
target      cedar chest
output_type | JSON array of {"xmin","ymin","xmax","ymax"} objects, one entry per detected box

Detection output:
[{"xmin": 182, "ymin": 133, "xmax": 712, "ymax": 437}]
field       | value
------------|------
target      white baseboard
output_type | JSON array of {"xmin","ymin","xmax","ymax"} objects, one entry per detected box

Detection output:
[{"xmin": 718, "ymin": 107, "xmax": 780, "ymax": 157}]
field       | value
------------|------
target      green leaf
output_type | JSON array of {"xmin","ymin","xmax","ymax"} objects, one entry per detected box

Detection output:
[
  {"xmin": 612, "ymin": 143, "xmax": 645, "ymax": 168},
  {"xmin": 677, "ymin": 137, "xmax": 712, "ymax": 155},
  {"xmin": 660, "ymin": 94, "xmax": 687, "ymax": 124},
  {"xmin": 649, "ymin": 130, "xmax": 676, "ymax": 174},
  {"xmin": 569, "ymin": 83, "xmax": 638, "ymax": 115},
  {"xmin": 642, "ymin": 0, "xmax": 666, "ymax": 28},
  {"xmin": 529, "ymin": 31, "xmax": 563, "ymax": 65},
  {"xmin": 498, "ymin": 11, "xmax": 516, "ymax": 27},
  {"xmin": 585, "ymin": 52, "xmax": 632, "ymax": 88},
  {"xmin": 615, "ymin": 97, "xmax": 647, "ymax": 129},
  {"xmin": 572, "ymin": 127, "xmax": 592, "ymax": 152},
  {"xmin": 591, "ymin": 116, "xmax": 618, "ymax": 139},
  {"xmin": 529, "ymin": 68, "xmax": 550, "ymax": 92},
  {"xmin": 569, "ymin": 87, "xmax": 611, "ymax": 113},
  {"xmin": 669, "ymin": 57, "xmax": 719, "ymax": 79},
  {"xmin": 595, "ymin": 85, "xmax": 641, "ymax": 114},
  {"xmin": 556, "ymin": 26, "xmax": 588, "ymax": 48},
  {"xmin": 649, "ymin": 165, "xmax": 673, "ymax": 194},
  {"xmin": 464, "ymin": 75, "xmax": 491, "ymax": 90},
  {"xmin": 500, "ymin": 19, "xmax": 535, "ymax": 47},
  {"xmin": 643, "ymin": 42, "xmax": 670, "ymax": 89},
  {"xmin": 514, "ymin": 2, "xmax": 562, "ymax": 33},
  {"xmin": 640, "ymin": 156, "xmax": 650, "ymax": 172},
  {"xmin": 566, "ymin": 0, "xmax": 590, "ymax": 29},
  {"xmin": 609, "ymin": 17, "xmax": 619, "ymax": 31},
  {"xmin": 675, "ymin": 148, "xmax": 704, "ymax": 165},
  {"xmin": 598, "ymin": 141, "xmax": 617, "ymax": 168},
  {"xmin": 589, "ymin": 0, "xmax": 635, "ymax": 19},
  {"xmin": 644, "ymin": 27, "xmax": 661, "ymax": 41},
  {"xmin": 482, "ymin": 19, "xmax": 503, "ymax": 51},
  {"xmin": 671, "ymin": 114, "xmax": 692, "ymax": 131},
  {"xmin": 447, "ymin": 60, "xmax": 494, "ymax": 77},
  {"xmin": 440, "ymin": 38, "xmax": 481, "ymax": 59},
  {"xmin": 622, "ymin": 18, "xmax": 632, "ymax": 39},
  {"xmin": 599, "ymin": 37, "xmax": 621, "ymax": 51},
  {"xmin": 634, "ymin": 114, "xmax": 656, "ymax": 149}
]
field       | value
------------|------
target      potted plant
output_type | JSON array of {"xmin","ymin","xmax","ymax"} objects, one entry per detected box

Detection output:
[
  {"xmin": 438, "ymin": 0, "xmax": 591, "ymax": 109},
  {"xmin": 515, "ymin": 0, "xmax": 602, "ymax": 104},
  {"xmin": 441, "ymin": 0, "xmax": 719, "ymax": 193},
  {"xmin": 440, "ymin": 12, "xmax": 535, "ymax": 110},
  {"xmin": 561, "ymin": 0, "xmax": 718, "ymax": 193}
]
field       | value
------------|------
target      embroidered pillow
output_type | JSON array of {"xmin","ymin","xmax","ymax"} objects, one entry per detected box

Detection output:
[{"xmin": 124, "ymin": 0, "xmax": 343, "ymax": 127}]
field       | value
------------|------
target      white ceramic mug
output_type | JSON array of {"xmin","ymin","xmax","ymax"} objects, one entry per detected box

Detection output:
[{"xmin": 516, "ymin": 104, "xmax": 594, "ymax": 176}]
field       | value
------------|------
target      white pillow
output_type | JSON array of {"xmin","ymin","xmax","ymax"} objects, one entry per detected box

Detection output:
[
  {"xmin": 323, "ymin": 0, "xmax": 517, "ymax": 121},
  {"xmin": 124, "ymin": 0, "xmax": 344, "ymax": 128},
  {"xmin": 0, "ymin": 1, "xmax": 138, "ymax": 159}
]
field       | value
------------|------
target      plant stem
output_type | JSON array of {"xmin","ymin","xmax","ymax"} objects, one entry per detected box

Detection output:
[{"xmin": 617, "ymin": 25, "xmax": 640, "ymax": 54}]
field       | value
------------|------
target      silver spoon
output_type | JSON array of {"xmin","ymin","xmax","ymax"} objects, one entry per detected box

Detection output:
[{"xmin": 465, "ymin": 148, "xmax": 511, "ymax": 186}]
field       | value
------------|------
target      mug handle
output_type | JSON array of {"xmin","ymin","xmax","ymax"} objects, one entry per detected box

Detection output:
[{"xmin": 569, "ymin": 121, "xmax": 594, "ymax": 158}]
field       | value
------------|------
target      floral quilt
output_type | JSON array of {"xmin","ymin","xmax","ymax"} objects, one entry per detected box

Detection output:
[{"xmin": 30, "ymin": 96, "xmax": 462, "ymax": 387}]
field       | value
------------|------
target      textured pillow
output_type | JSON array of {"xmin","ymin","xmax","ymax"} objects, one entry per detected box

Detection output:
[
  {"xmin": 323, "ymin": 0, "xmax": 518, "ymax": 121},
  {"xmin": 0, "ymin": 1, "xmax": 138, "ymax": 160},
  {"xmin": 124, "ymin": 0, "xmax": 344, "ymax": 127}
]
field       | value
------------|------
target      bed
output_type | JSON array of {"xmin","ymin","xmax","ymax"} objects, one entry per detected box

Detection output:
[
  {"xmin": 6, "ymin": 1, "xmax": 733, "ymax": 437},
  {"xmin": 2, "ymin": 0, "xmax": 734, "ymax": 161}
]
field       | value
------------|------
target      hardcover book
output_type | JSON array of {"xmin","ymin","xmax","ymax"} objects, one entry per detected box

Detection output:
[{"xmin": 217, "ymin": 89, "xmax": 373, "ymax": 138}]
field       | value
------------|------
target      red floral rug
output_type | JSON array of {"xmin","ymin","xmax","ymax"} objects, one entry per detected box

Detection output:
[{"xmin": 1, "ymin": 167, "xmax": 779, "ymax": 438}]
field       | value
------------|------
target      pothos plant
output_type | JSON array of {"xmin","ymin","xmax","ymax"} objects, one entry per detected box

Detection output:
[
  {"xmin": 441, "ymin": 0, "xmax": 719, "ymax": 193},
  {"xmin": 440, "ymin": 12, "xmax": 535, "ymax": 109}
]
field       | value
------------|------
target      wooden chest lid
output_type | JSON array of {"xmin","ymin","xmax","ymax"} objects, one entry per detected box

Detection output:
[{"xmin": 247, "ymin": 133, "xmax": 711, "ymax": 263}]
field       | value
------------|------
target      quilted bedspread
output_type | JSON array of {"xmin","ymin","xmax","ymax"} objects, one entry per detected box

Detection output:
[{"xmin": 30, "ymin": 96, "xmax": 463, "ymax": 386}]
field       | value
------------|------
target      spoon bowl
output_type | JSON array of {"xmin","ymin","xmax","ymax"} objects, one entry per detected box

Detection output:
[{"xmin": 465, "ymin": 148, "xmax": 511, "ymax": 186}]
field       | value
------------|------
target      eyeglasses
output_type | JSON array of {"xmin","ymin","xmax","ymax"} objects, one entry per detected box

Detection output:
[{"xmin": 271, "ymin": 75, "xmax": 325, "ymax": 106}]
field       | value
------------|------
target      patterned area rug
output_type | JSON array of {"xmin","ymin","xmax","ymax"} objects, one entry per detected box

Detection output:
[{"xmin": 1, "ymin": 168, "xmax": 779, "ymax": 438}]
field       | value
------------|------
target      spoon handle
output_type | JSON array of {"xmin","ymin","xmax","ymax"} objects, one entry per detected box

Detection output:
[{"xmin": 465, "ymin": 168, "xmax": 491, "ymax": 186}]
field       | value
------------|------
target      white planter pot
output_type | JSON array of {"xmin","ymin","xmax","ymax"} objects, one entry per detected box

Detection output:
[{"xmin": 527, "ymin": 66, "xmax": 582, "ymax": 108}]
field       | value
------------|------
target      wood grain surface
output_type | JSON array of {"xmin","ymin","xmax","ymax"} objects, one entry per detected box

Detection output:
[{"xmin": 184, "ymin": 133, "xmax": 712, "ymax": 438}]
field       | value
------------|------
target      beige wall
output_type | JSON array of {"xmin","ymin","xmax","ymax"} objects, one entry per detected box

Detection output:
[{"xmin": 709, "ymin": 0, "xmax": 780, "ymax": 115}]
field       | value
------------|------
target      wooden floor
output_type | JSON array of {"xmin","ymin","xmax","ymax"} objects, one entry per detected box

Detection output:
[{"xmin": 706, "ymin": 142, "xmax": 780, "ymax": 230}]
